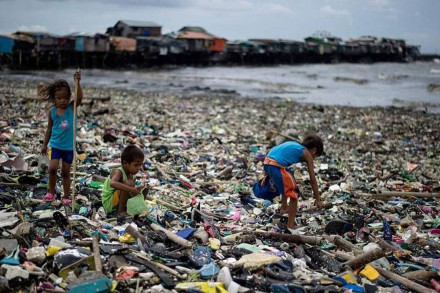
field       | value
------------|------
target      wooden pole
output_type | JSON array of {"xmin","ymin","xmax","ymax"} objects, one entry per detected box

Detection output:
[
  {"xmin": 92, "ymin": 235, "xmax": 102, "ymax": 273},
  {"xmin": 125, "ymin": 224, "xmax": 148, "ymax": 246},
  {"xmin": 374, "ymin": 266, "xmax": 437, "ymax": 293},
  {"xmin": 150, "ymin": 223, "xmax": 193, "ymax": 248},
  {"xmin": 71, "ymin": 68, "xmax": 80, "ymax": 211},
  {"xmin": 356, "ymin": 191, "xmax": 440, "ymax": 199},
  {"xmin": 255, "ymin": 232, "xmax": 323, "ymax": 246},
  {"xmin": 325, "ymin": 235, "xmax": 363, "ymax": 255},
  {"xmin": 344, "ymin": 248, "xmax": 385, "ymax": 270},
  {"xmin": 403, "ymin": 270, "xmax": 440, "ymax": 283}
]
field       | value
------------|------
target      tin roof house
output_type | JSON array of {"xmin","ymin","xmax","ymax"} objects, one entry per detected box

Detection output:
[
  {"xmin": 107, "ymin": 20, "xmax": 162, "ymax": 38},
  {"xmin": 177, "ymin": 26, "xmax": 226, "ymax": 53}
]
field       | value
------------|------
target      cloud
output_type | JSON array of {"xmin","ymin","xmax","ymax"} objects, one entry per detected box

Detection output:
[
  {"xmin": 37, "ymin": 0, "xmax": 189, "ymax": 7},
  {"xmin": 264, "ymin": 3, "xmax": 293, "ymax": 15},
  {"xmin": 320, "ymin": 5, "xmax": 351, "ymax": 19},
  {"xmin": 368, "ymin": 0, "xmax": 389, "ymax": 9},
  {"xmin": 17, "ymin": 24, "xmax": 48, "ymax": 32},
  {"xmin": 194, "ymin": 0, "xmax": 253, "ymax": 12}
]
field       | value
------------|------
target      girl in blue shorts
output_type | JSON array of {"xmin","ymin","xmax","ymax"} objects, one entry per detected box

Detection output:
[{"xmin": 40, "ymin": 70, "xmax": 82, "ymax": 204}]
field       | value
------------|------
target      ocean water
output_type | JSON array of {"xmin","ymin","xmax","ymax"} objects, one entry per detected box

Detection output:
[{"xmin": 3, "ymin": 62, "xmax": 440, "ymax": 108}]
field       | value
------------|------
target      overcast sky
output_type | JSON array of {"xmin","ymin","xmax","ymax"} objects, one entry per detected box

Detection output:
[{"xmin": 0, "ymin": 0, "xmax": 439, "ymax": 53}]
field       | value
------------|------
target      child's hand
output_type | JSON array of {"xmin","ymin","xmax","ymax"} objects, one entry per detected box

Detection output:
[
  {"xmin": 315, "ymin": 200, "xmax": 323, "ymax": 209},
  {"xmin": 73, "ymin": 70, "xmax": 81, "ymax": 82},
  {"xmin": 136, "ymin": 183, "xmax": 145, "ymax": 193},
  {"xmin": 41, "ymin": 145, "xmax": 48, "ymax": 155}
]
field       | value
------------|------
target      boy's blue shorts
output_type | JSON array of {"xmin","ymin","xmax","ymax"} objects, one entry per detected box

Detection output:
[{"xmin": 49, "ymin": 148, "xmax": 74, "ymax": 164}]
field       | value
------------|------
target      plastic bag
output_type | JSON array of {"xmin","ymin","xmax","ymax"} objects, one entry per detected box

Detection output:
[
  {"xmin": 127, "ymin": 193, "xmax": 149, "ymax": 216},
  {"xmin": 252, "ymin": 175, "xmax": 279, "ymax": 201},
  {"xmin": 38, "ymin": 155, "xmax": 49, "ymax": 173}
]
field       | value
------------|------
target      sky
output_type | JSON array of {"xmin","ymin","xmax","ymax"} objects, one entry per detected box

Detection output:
[{"xmin": 0, "ymin": 0, "xmax": 439, "ymax": 53}]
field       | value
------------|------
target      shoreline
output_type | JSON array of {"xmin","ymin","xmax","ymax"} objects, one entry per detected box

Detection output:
[{"xmin": 1, "ymin": 76, "xmax": 440, "ymax": 291}]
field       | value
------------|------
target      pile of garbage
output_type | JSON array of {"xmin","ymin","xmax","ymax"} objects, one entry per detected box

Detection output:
[{"xmin": 1, "ymin": 76, "xmax": 440, "ymax": 293}]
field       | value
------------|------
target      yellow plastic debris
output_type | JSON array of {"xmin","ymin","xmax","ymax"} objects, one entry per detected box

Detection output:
[
  {"xmin": 209, "ymin": 238, "xmax": 221, "ymax": 250},
  {"xmin": 360, "ymin": 265, "xmax": 380, "ymax": 281},
  {"xmin": 119, "ymin": 233, "xmax": 136, "ymax": 243},
  {"xmin": 176, "ymin": 282, "xmax": 227, "ymax": 293},
  {"xmin": 77, "ymin": 153, "xmax": 87, "ymax": 161},
  {"xmin": 46, "ymin": 246, "xmax": 62, "ymax": 257},
  {"xmin": 341, "ymin": 272, "xmax": 357, "ymax": 284}
]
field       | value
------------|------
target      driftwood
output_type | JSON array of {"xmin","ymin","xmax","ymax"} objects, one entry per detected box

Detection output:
[
  {"xmin": 357, "ymin": 191, "xmax": 440, "ymax": 199},
  {"xmin": 369, "ymin": 236, "xmax": 399, "ymax": 252},
  {"xmin": 150, "ymin": 223, "xmax": 193, "ymax": 248},
  {"xmin": 217, "ymin": 166, "xmax": 233, "ymax": 178},
  {"xmin": 334, "ymin": 251, "xmax": 353, "ymax": 261},
  {"xmin": 403, "ymin": 270, "xmax": 440, "ymax": 282},
  {"xmin": 125, "ymin": 225, "xmax": 148, "ymax": 246},
  {"xmin": 134, "ymin": 252, "xmax": 184, "ymax": 279},
  {"xmin": 415, "ymin": 238, "xmax": 440, "ymax": 250},
  {"xmin": 155, "ymin": 199, "xmax": 180, "ymax": 211},
  {"xmin": 92, "ymin": 235, "xmax": 102, "ymax": 272},
  {"xmin": 70, "ymin": 240, "xmax": 92, "ymax": 247},
  {"xmin": 344, "ymin": 248, "xmax": 385, "ymax": 270},
  {"xmin": 325, "ymin": 235, "xmax": 363, "ymax": 255},
  {"xmin": 255, "ymin": 232, "xmax": 323, "ymax": 246},
  {"xmin": 156, "ymin": 164, "xmax": 172, "ymax": 181},
  {"xmin": 374, "ymin": 266, "xmax": 437, "ymax": 293},
  {"xmin": 194, "ymin": 180, "xmax": 240, "ymax": 186}
]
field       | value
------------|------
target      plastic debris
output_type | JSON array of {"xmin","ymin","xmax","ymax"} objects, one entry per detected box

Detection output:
[{"xmin": 0, "ymin": 76, "xmax": 440, "ymax": 292}]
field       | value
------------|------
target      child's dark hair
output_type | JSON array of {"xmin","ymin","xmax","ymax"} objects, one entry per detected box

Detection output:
[
  {"xmin": 302, "ymin": 134, "xmax": 324, "ymax": 156},
  {"xmin": 121, "ymin": 145, "xmax": 144, "ymax": 164},
  {"xmin": 38, "ymin": 79, "xmax": 71, "ymax": 102}
]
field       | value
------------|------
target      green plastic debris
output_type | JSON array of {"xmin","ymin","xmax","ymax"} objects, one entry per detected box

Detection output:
[
  {"xmin": 127, "ymin": 193, "xmax": 149, "ymax": 216},
  {"xmin": 89, "ymin": 181, "xmax": 104, "ymax": 189}
]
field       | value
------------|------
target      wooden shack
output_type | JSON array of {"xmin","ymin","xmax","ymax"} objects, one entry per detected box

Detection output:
[{"xmin": 107, "ymin": 20, "xmax": 162, "ymax": 38}]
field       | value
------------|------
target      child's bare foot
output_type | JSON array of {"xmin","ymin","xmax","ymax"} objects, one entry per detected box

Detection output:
[{"xmin": 280, "ymin": 207, "xmax": 289, "ymax": 215}]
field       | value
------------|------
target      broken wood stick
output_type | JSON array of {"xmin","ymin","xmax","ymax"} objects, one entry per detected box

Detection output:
[
  {"xmin": 344, "ymin": 248, "xmax": 385, "ymax": 270},
  {"xmin": 255, "ymin": 232, "xmax": 323, "ymax": 246},
  {"xmin": 416, "ymin": 238, "xmax": 440, "ymax": 250},
  {"xmin": 217, "ymin": 166, "xmax": 233, "ymax": 178},
  {"xmin": 155, "ymin": 199, "xmax": 180, "ymax": 211},
  {"xmin": 334, "ymin": 251, "xmax": 353, "ymax": 261},
  {"xmin": 156, "ymin": 164, "xmax": 172, "ymax": 181},
  {"xmin": 92, "ymin": 235, "xmax": 102, "ymax": 273},
  {"xmin": 374, "ymin": 266, "xmax": 437, "ymax": 293},
  {"xmin": 403, "ymin": 270, "xmax": 440, "ymax": 283},
  {"xmin": 125, "ymin": 225, "xmax": 148, "ymax": 246},
  {"xmin": 150, "ymin": 223, "xmax": 193, "ymax": 248},
  {"xmin": 357, "ymin": 191, "xmax": 440, "ymax": 199},
  {"xmin": 135, "ymin": 252, "xmax": 185, "ymax": 279},
  {"xmin": 369, "ymin": 236, "xmax": 399, "ymax": 252},
  {"xmin": 325, "ymin": 235, "xmax": 363, "ymax": 255}
]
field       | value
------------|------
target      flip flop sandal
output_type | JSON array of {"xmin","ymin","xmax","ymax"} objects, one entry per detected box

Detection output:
[
  {"xmin": 43, "ymin": 193, "xmax": 56, "ymax": 202},
  {"xmin": 269, "ymin": 284, "xmax": 307, "ymax": 293},
  {"xmin": 191, "ymin": 246, "xmax": 212, "ymax": 268},
  {"xmin": 264, "ymin": 260, "xmax": 295, "ymax": 281},
  {"xmin": 200, "ymin": 261, "xmax": 220, "ymax": 280}
]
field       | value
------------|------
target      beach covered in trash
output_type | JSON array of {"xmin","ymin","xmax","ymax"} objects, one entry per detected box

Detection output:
[{"xmin": 1, "ymin": 75, "xmax": 440, "ymax": 293}]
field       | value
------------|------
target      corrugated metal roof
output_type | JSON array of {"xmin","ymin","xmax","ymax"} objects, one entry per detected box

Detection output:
[
  {"xmin": 178, "ymin": 26, "xmax": 207, "ymax": 33},
  {"xmin": 177, "ymin": 31, "xmax": 213, "ymax": 40},
  {"xmin": 119, "ymin": 20, "xmax": 161, "ymax": 27},
  {"xmin": 0, "ymin": 34, "xmax": 34, "ymax": 43}
]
